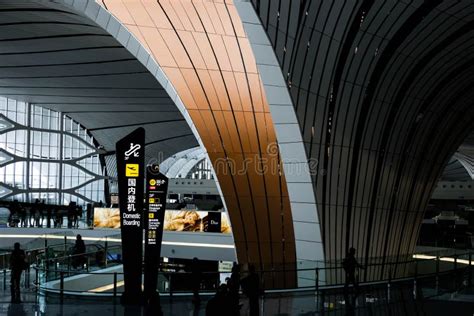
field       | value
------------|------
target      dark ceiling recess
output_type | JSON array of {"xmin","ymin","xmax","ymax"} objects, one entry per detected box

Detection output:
[{"xmin": 252, "ymin": 0, "xmax": 474, "ymax": 281}]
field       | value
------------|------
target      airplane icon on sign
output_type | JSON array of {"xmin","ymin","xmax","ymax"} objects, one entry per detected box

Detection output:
[{"xmin": 126, "ymin": 164, "xmax": 139, "ymax": 177}]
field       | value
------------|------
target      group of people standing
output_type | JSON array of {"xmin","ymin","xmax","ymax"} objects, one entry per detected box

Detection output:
[
  {"xmin": 199, "ymin": 248, "xmax": 364, "ymax": 315},
  {"xmin": 189, "ymin": 259, "xmax": 261, "ymax": 316},
  {"xmin": 8, "ymin": 200, "xmax": 83, "ymax": 229},
  {"xmin": 9, "ymin": 236, "xmax": 87, "ymax": 304}
]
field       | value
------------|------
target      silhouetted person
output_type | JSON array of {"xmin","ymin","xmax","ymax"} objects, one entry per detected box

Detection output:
[
  {"xmin": 206, "ymin": 284, "xmax": 231, "ymax": 316},
  {"xmin": 9, "ymin": 200, "xmax": 20, "ymax": 227},
  {"xmin": 227, "ymin": 262, "xmax": 240, "ymax": 314},
  {"xmin": 34, "ymin": 206, "xmax": 40, "ymax": 227},
  {"xmin": 72, "ymin": 234, "xmax": 86, "ymax": 269},
  {"xmin": 67, "ymin": 202, "xmax": 75, "ymax": 228},
  {"xmin": 76, "ymin": 206, "xmax": 83, "ymax": 228},
  {"xmin": 191, "ymin": 257, "xmax": 201, "ymax": 305},
  {"xmin": 30, "ymin": 199, "xmax": 40, "ymax": 227},
  {"xmin": 19, "ymin": 204, "xmax": 26, "ymax": 228},
  {"xmin": 10, "ymin": 243, "xmax": 26, "ymax": 303},
  {"xmin": 95, "ymin": 249, "xmax": 105, "ymax": 267},
  {"xmin": 46, "ymin": 206, "xmax": 52, "ymax": 228},
  {"xmin": 39, "ymin": 200, "xmax": 45, "ymax": 227},
  {"xmin": 54, "ymin": 211, "xmax": 62, "ymax": 228},
  {"xmin": 241, "ymin": 265, "xmax": 260, "ymax": 316},
  {"xmin": 343, "ymin": 247, "xmax": 364, "ymax": 297}
]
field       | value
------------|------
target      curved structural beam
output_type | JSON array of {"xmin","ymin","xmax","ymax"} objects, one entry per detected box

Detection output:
[
  {"xmin": 0, "ymin": 0, "xmax": 233, "ymax": 247},
  {"xmin": 0, "ymin": 0, "xmax": 301, "ymax": 287},
  {"xmin": 248, "ymin": 0, "xmax": 474, "ymax": 282},
  {"xmin": 233, "ymin": 0, "xmax": 325, "ymax": 285},
  {"xmin": 97, "ymin": 0, "xmax": 298, "ymax": 287}
]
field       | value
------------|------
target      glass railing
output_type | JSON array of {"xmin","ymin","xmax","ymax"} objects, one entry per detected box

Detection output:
[{"xmin": 30, "ymin": 248, "xmax": 474, "ymax": 300}]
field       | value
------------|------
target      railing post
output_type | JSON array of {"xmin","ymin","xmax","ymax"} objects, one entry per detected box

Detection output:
[
  {"xmin": 320, "ymin": 290, "xmax": 325, "ymax": 313},
  {"xmin": 35, "ymin": 268, "xmax": 39, "ymax": 289},
  {"xmin": 413, "ymin": 260, "xmax": 418, "ymax": 300},
  {"xmin": 23, "ymin": 266, "xmax": 27, "ymax": 288},
  {"xmin": 60, "ymin": 271, "xmax": 64, "ymax": 302},
  {"xmin": 435, "ymin": 255, "xmax": 439, "ymax": 294},
  {"xmin": 45, "ymin": 247, "xmax": 49, "ymax": 269},
  {"xmin": 169, "ymin": 274, "xmax": 173, "ymax": 300},
  {"xmin": 22, "ymin": 258, "xmax": 26, "ymax": 289},
  {"xmin": 64, "ymin": 235, "xmax": 67, "ymax": 254},
  {"xmin": 26, "ymin": 264, "xmax": 30, "ymax": 289},
  {"xmin": 86, "ymin": 257, "xmax": 89, "ymax": 272},
  {"xmin": 469, "ymin": 252, "xmax": 472, "ymax": 287},
  {"xmin": 105, "ymin": 239, "xmax": 108, "ymax": 268},
  {"xmin": 454, "ymin": 254, "xmax": 457, "ymax": 272},
  {"xmin": 387, "ymin": 269, "xmax": 391, "ymax": 303},
  {"xmin": 315, "ymin": 268, "xmax": 319, "ymax": 292},
  {"xmin": 315, "ymin": 267, "xmax": 320, "ymax": 312},
  {"xmin": 454, "ymin": 254, "xmax": 458, "ymax": 289},
  {"xmin": 3, "ymin": 269, "xmax": 6, "ymax": 291},
  {"xmin": 113, "ymin": 272, "xmax": 117, "ymax": 297}
]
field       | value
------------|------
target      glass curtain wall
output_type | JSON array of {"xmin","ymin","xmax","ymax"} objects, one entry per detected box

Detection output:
[{"xmin": 0, "ymin": 97, "xmax": 105, "ymax": 206}]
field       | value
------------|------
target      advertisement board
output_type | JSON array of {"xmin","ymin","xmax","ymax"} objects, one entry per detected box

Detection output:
[
  {"xmin": 164, "ymin": 210, "xmax": 231, "ymax": 234},
  {"xmin": 94, "ymin": 208, "xmax": 231, "ymax": 234},
  {"xmin": 93, "ymin": 208, "xmax": 120, "ymax": 228}
]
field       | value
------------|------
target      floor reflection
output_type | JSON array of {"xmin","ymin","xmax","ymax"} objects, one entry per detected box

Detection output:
[{"xmin": 0, "ymin": 283, "xmax": 473, "ymax": 315}]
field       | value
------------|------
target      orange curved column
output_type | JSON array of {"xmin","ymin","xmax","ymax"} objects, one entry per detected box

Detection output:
[{"xmin": 101, "ymin": 0, "xmax": 296, "ymax": 287}]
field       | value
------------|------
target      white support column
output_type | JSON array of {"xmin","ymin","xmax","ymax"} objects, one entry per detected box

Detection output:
[{"xmin": 234, "ymin": 0, "xmax": 325, "ymax": 286}]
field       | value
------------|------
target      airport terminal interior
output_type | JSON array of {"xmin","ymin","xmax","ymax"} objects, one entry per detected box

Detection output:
[{"xmin": 0, "ymin": 0, "xmax": 474, "ymax": 315}]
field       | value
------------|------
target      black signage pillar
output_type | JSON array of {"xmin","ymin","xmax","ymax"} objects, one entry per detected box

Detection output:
[
  {"xmin": 116, "ymin": 128, "xmax": 145, "ymax": 305},
  {"xmin": 144, "ymin": 165, "xmax": 168, "ymax": 306}
]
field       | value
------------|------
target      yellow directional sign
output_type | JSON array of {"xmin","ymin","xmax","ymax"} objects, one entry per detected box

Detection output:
[{"xmin": 125, "ymin": 164, "xmax": 139, "ymax": 177}]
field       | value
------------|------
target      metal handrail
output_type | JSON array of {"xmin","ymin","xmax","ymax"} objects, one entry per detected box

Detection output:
[
  {"xmin": 46, "ymin": 245, "xmax": 122, "ymax": 262},
  {"xmin": 33, "ymin": 249, "xmax": 474, "ymax": 275},
  {"xmin": 31, "ymin": 249, "xmax": 474, "ymax": 298}
]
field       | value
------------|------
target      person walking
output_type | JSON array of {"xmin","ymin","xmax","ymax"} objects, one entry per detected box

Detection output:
[
  {"xmin": 18, "ymin": 204, "xmax": 26, "ymax": 228},
  {"xmin": 30, "ymin": 199, "xmax": 40, "ymax": 227},
  {"xmin": 72, "ymin": 234, "xmax": 86, "ymax": 269},
  {"xmin": 206, "ymin": 284, "xmax": 231, "ymax": 316},
  {"xmin": 46, "ymin": 206, "xmax": 52, "ymax": 228},
  {"xmin": 39, "ymin": 200, "xmax": 46, "ymax": 227},
  {"xmin": 34, "ymin": 207, "xmax": 40, "ymax": 228},
  {"xmin": 343, "ymin": 247, "xmax": 364, "ymax": 298},
  {"xmin": 241, "ymin": 265, "xmax": 260, "ymax": 316},
  {"xmin": 10, "ymin": 243, "xmax": 26, "ymax": 303},
  {"xmin": 227, "ymin": 262, "xmax": 241, "ymax": 314},
  {"xmin": 190, "ymin": 257, "xmax": 202, "ymax": 305},
  {"xmin": 9, "ymin": 200, "xmax": 20, "ymax": 227}
]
